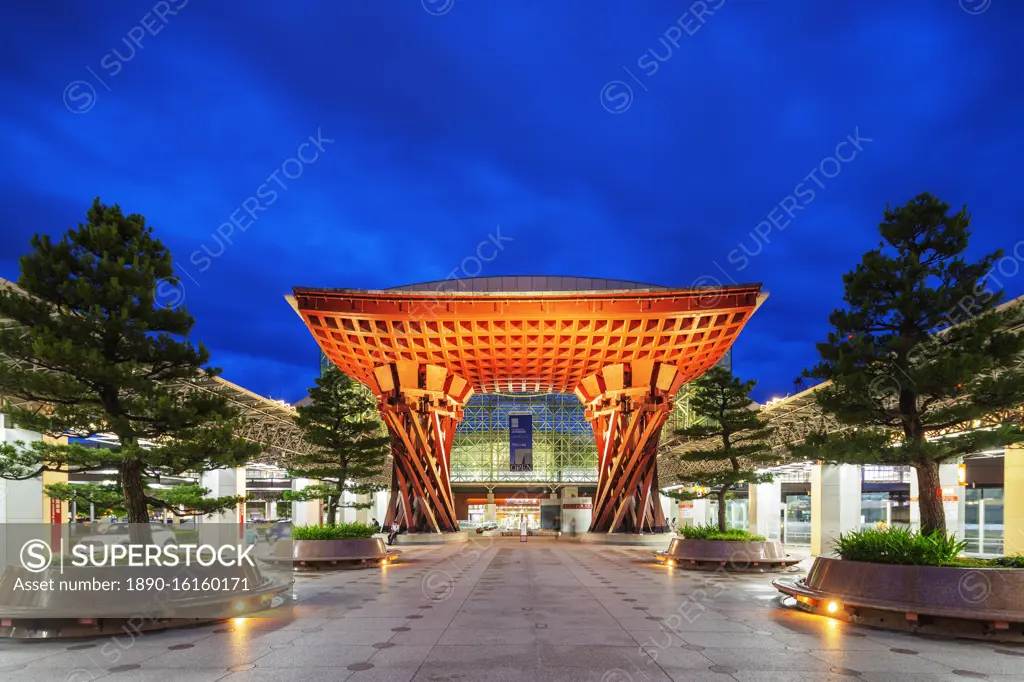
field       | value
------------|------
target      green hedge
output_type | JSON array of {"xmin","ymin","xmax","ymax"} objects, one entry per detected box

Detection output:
[
  {"xmin": 677, "ymin": 523, "xmax": 765, "ymax": 542},
  {"xmin": 292, "ymin": 523, "xmax": 377, "ymax": 540},
  {"xmin": 833, "ymin": 527, "xmax": 965, "ymax": 565},
  {"xmin": 834, "ymin": 526, "xmax": 1024, "ymax": 568}
]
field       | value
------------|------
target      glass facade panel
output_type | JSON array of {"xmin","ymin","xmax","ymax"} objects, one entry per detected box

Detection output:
[
  {"xmin": 783, "ymin": 494, "xmax": 811, "ymax": 545},
  {"xmin": 449, "ymin": 387, "xmax": 702, "ymax": 484},
  {"xmin": 861, "ymin": 492, "xmax": 888, "ymax": 527},
  {"xmin": 965, "ymin": 487, "xmax": 1004, "ymax": 555}
]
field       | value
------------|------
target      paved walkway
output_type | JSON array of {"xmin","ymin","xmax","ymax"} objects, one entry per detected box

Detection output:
[{"xmin": 1, "ymin": 539, "xmax": 1021, "ymax": 681}]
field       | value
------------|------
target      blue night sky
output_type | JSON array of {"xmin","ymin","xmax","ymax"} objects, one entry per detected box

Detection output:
[{"xmin": 2, "ymin": 1, "xmax": 1022, "ymax": 404}]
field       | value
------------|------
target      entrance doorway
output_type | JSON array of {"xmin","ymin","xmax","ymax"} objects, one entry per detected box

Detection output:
[{"xmin": 783, "ymin": 494, "xmax": 811, "ymax": 545}]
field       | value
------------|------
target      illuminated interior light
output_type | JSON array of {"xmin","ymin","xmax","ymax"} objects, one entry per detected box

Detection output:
[{"xmin": 826, "ymin": 601, "xmax": 840, "ymax": 614}]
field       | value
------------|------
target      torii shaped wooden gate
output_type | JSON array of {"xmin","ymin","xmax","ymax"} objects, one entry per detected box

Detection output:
[{"xmin": 290, "ymin": 281, "xmax": 765, "ymax": 534}]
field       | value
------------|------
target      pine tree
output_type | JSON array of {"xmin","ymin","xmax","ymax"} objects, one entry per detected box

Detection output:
[
  {"xmin": 0, "ymin": 198, "xmax": 258, "ymax": 541},
  {"xmin": 668, "ymin": 365, "xmax": 777, "ymax": 533},
  {"xmin": 798, "ymin": 193, "xmax": 1024, "ymax": 536},
  {"xmin": 284, "ymin": 367, "xmax": 390, "ymax": 525}
]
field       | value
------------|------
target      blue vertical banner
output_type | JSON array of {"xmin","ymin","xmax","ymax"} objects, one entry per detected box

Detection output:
[{"xmin": 509, "ymin": 412, "xmax": 533, "ymax": 471}]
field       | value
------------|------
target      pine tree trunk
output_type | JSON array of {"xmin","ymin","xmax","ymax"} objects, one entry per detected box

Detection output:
[
  {"xmin": 717, "ymin": 490, "xmax": 728, "ymax": 533},
  {"xmin": 326, "ymin": 500, "xmax": 338, "ymax": 525},
  {"xmin": 118, "ymin": 459, "xmax": 152, "ymax": 544},
  {"xmin": 916, "ymin": 460, "xmax": 947, "ymax": 537}
]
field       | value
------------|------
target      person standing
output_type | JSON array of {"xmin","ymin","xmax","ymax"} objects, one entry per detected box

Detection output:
[
  {"xmin": 387, "ymin": 521, "xmax": 400, "ymax": 545},
  {"xmin": 569, "ymin": 517, "xmax": 577, "ymax": 537}
]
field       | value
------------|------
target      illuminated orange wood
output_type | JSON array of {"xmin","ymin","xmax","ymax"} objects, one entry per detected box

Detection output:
[
  {"xmin": 292, "ymin": 284, "xmax": 764, "ymax": 533},
  {"xmin": 292, "ymin": 286, "xmax": 761, "ymax": 395},
  {"xmin": 576, "ymin": 362, "xmax": 675, "ymax": 533},
  {"xmin": 376, "ymin": 361, "xmax": 472, "ymax": 533}
]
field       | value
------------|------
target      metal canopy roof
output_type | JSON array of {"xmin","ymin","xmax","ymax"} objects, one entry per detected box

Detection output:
[
  {"xmin": 0, "ymin": 277, "xmax": 311, "ymax": 461},
  {"xmin": 658, "ymin": 293, "xmax": 1024, "ymax": 482}
]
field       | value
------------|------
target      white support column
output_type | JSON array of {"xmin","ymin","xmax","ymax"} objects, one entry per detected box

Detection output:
[
  {"xmin": 660, "ymin": 495, "xmax": 674, "ymax": 529},
  {"xmin": 374, "ymin": 490, "xmax": 389, "ymax": 525},
  {"xmin": 0, "ymin": 414, "xmax": 44, "ymax": 523},
  {"xmin": 939, "ymin": 461, "xmax": 965, "ymax": 539},
  {"xmin": 908, "ymin": 468, "xmax": 921, "ymax": 530},
  {"xmin": 354, "ymin": 494, "xmax": 371, "ymax": 524},
  {"xmin": 198, "ymin": 467, "xmax": 244, "ymax": 545},
  {"xmin": 811, "ymin": 463, "xmax": 862, "ymax": 557},
  {"xmin": 748, "ymin": 480, "xmax": 782, "ymax": 541},
  {"xmin": 291, "ymin": 478, "xmax": 321, "ymax": 527},
  {"xmin": 485, "ymin": 492, "xmax": 497, "ymax": 522},
  {"xmin": 267, "ymin": 501, "xmax": 278, "ymax": 520}
]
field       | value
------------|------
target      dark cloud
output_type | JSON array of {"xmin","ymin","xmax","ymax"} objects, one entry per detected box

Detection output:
[{"xmin": 1, "ymin": 0, "xmax": 1022, "ymax": 403}]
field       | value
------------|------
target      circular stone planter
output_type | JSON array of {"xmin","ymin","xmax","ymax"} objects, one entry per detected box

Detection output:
[
  {"xmin": 655, "ymin": 538, "xmax": 796, "ymax": 572},
  {"xmin": 773, "ymin": 557, "xmax": 1024, "ymax": 641},
  {"xmin": 265, "ymin": 538, "xmax": 400, "ymax": 570},
  {"xmin": 0, "ymin": 562, "xmax": 290, "ymax": 639},
  {"xmin": 391, "ymin": 531, "xmax": 469, "ymax": 545},
  {"xmin": 571, "ymin": 532, "xmax": 673, "ymax": 546}
]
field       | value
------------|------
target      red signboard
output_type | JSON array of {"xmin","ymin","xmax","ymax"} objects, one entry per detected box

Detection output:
[{"xmin": 563, "ymin": 504, "xmax": 592, "ymax": 509}]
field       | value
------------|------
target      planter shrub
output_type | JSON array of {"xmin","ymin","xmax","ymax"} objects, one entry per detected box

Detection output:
[
  {"xmin": 678, "ymin": 523, "xmax": 765, "ymax": 542},
  {"xmin": 833, "ymin": 527, "xmax": 965, "ymax": 565},
  {"xmin": 293, "ymin": 522, "xmax": 376, "ymax": 541}
]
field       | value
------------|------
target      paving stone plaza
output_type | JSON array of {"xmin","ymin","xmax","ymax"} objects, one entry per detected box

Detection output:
[{"xmin": 1, "ymin": 539, "xmax": 1020, "ymax": 682}]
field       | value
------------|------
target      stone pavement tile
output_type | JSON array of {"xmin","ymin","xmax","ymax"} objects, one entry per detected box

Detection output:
[
  {"xmin": 537, "ymin": 644, "xmax": 657, "ymax": 670},
  {"xmin": 220, "ymin": 666, "xmax": 348, "ymax": 682},
  {"xmin": 915, "ymin": 649, "xmax": 1024, "ymax": 676},
  {"xmin": 22, "ymin": 645, "xmax": 166, "ymax": 669},
  {"xmin": 411, "ymin": 665, "xmax": 532, "ymax": 681},
  {"xmin": 389, "ymin": 628, "xmax": 444, "ymax": 646},
  {"xmin": 864, "ymin": 633, "xmax": 1003, "ymax": 655},
  {"xmin": 858, "ymin": 674, "xmax": 1024, "ymax": 682},
  {"xmin": 290, "ymin": 628, "xmax": 395, "ymax": 646},
  {"xmin": 701, "ymin": 647, "xmax": 836, "ymax": 672},
  {"xmin": 731, "ymin": 672, "xmax": 863, "ymax": 682},
  {"xmin": 768, "ymin": 631, "xmax": 892, "ymax": 651},
  {"xmin": 250, "ymin": 644, "xmax": 376, "ymax": 667},
  {"xmin": 130, "ymin": 644, "xmax": 269, "ymax": 668},
  {"xmin": 344, "ymin": 664, "xmax": 418, "ymax": 682},
  {"xmin": 352, "ymin": 606, "xmax": 419, "ymax": 618},
  {"xmin": 536, "ymin": 615, "xmax": 622, "ymax": 630},
  {"xmin": 537, "ymin": 666, "xmax": 675, "ymax": 682},
  {"xmin": 662, "ymin": 670, "xmax": 755, "ymax": 682},
  {"xmin": 72, "ymin": 668, "xmax": 230, "ymax": 682},
  {"xmin": 448, "ymin": 614, "xmax": 535, "ymax": 630},
  {"xmin": 0, "ymin": 646, "xmax": 70, "ymax": 666},
  {"xmin": 655, "ymin": 616, "xmax": 758, "ymax": 634},
  {"xmin": 638, "ymin": 646, "xmax": 714, "ymax": 670},
  {"xmin": 541, "ymin": 629, "xmax": 638, "ymax": 646},
  {"xmin": 329, "ymin": 616, "xmax": 410, "ymax": 630},
  {"xmin": 405, "ymin": 612, "xmax": 455, "ymax": 625},
  {"xmin": 806, "ymin": 649, "xmax": 956, "ymax": 674},
  {"xmin": 614, "ymin": 617, "xmax": 684, "ymax": 631},
  {"xmin": 676, "ymin": 632, "xmax": 791, "ymax": 650},
  {"xmin": 423, "ymin": 643, "xmax": 537, "ymax": 668},
  {"xmin": 273, "ymin": 617, "xmax": 332, "ymax": 631},
  {"xmin": 364, "ymin": 644, "xmax": 432, "ymax": 667},
  {"xmin": 437, "ymin": 628, "xmax": 537, "ymax": 645}
]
